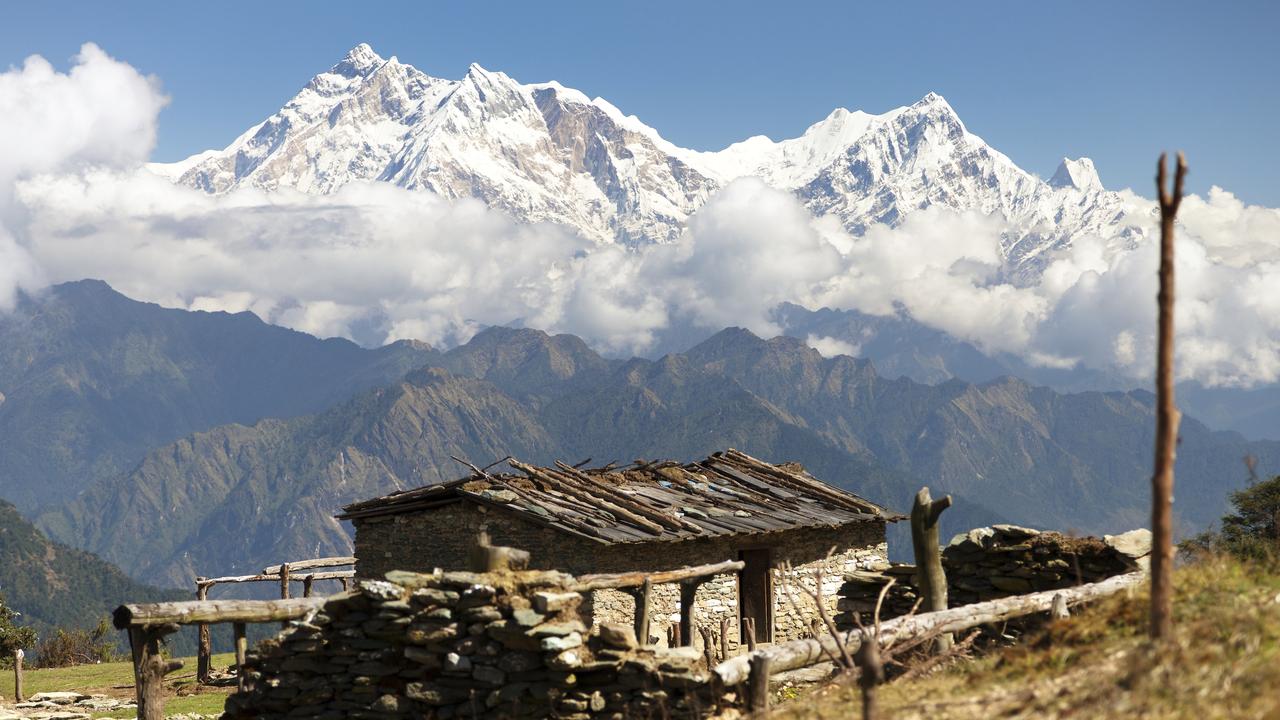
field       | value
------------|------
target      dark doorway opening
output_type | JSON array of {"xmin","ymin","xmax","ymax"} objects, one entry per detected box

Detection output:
[{"xmin": 738, "ymin": 548, "xmax": 772, "ymax": 644}]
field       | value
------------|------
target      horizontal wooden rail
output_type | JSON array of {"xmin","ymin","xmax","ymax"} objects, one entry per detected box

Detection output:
[
  {"xmin": 114, "ymin": 597, "xmax": 328, "ymax": 630},
  {"xmin": 715, "ymin": 571, "xmax": 1145, "ymax": 686},
  {"xmin": 573, "ymin": 559, "xmax": 745, "ymax": 591},
  {"xmin": 261, "ymin": 556, "xmax": 354, "ymax": 575},
  {"xmin": 197, "ymin": 569, "xmax": 354, "ymax": 588}
]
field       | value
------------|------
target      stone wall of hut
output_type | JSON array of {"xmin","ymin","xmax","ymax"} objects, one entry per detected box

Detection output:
[{"xmin": 353, "ymin": 503, "xmax": 888, "ymax": 647}]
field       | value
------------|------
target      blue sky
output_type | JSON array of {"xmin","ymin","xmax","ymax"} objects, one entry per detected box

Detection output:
[{"xmin": 4, "ymin": 0, "xmax": 1279, "ymax": 204}]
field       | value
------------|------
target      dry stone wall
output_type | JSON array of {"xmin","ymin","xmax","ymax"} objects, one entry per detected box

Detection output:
[
  {"xmin": 838, "ymin": 525, "xmax": 1151, "ymax": 625},
  {"xmin": 223, "ymin": 567, "xmax": 729, "ymax": 720}
]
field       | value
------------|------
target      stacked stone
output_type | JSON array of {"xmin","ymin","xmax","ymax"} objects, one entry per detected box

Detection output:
[
  {"xmin": 942, "ymin": 526, "xmax": 1150, "ymax": 606},
  {"xmin": 223, "ymin": 568, "xmax": 721, "ymax": 720},
  {"xmin": 836, "ymin": 526, "xmax": 1152, "ymax": 623},
  {"xmin": 835, "ymin": 564, "xmax": 919, "ymax": 626}
]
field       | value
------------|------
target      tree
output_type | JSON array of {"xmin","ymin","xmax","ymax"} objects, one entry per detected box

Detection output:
[
  {"xmin": 1187, "ymin": 474, "xmax": 1280, "ymax": 562},
  {"xmin": 0, "ymin": 593, "xmax": 37, "ymax": 666}
]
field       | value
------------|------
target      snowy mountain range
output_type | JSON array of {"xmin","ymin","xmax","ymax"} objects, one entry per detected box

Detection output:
[{"xmin": 152, "ymin": 43, "xmax": 1149, "ymax": 276}]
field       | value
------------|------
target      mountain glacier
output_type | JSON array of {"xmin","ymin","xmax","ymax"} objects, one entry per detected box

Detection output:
[{"xmin": 152, "ymin": 43, "xmax": 1150, "ymax": 276}]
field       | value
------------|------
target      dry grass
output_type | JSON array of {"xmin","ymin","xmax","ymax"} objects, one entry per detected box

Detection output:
[{"xmin": 779, "ymin": 556, "xmax": 1280, "ymax": 719}]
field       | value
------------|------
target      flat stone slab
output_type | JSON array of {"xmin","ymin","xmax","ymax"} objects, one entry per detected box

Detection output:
[{"xmin": 28, "ymin": 694, "xmax": 87, "ymax": 706}]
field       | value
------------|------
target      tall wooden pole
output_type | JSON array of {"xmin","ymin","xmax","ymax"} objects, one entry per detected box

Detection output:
[
  {"xmin": 910, "ymin": 486, "xmax": 953, "ymax": 652},
  {"xmin": 196, "ymin": 583, "xmax": 211, "ymax": 683},
  {"xmin": 1151, "ymin": 151, "xmax": 1187, "ymax": 641}
]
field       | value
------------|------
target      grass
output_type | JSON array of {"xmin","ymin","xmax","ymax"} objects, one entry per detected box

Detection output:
[
  {"xmin": 1, "ymin": 652, "xmax": 236, "ymax": 718},
  {"xmin": 780, "ymin": 555, "xmax": 1280, "ymax": 719}
]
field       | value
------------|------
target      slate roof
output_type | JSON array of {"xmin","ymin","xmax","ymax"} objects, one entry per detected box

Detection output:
[{"xmin": 337, "ymin": 449, "xmax": 901, "ymax": 545}]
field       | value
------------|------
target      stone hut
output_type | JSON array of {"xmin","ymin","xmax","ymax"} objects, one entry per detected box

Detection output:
[{"xmin": 338, "ymin": 449, "xmax": 901, "ymax": 649}]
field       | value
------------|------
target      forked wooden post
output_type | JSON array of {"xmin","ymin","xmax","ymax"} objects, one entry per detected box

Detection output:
[
  {"xmin": 743, "ymin": 617, "xmax": 758, "ymax": 652},
  {"xmin": 13, "ymin": 649, "xmax": 23, "ymax": 702},
  {"xmin": 1151, "ymin": 151, "xmax": 1187, "ymax": 641},
  {"xmin": 910, "ymin": 486, "xmax": 953, "ymax": 652},
  {"xmin": 633, "ymin": 578, "xmax": 653, "ymax": 645},
  {"xmin": 128, "ymin": 624, "xmax": 183, "ymax": 720},
  {"xmin": 678, "ymin": 579, "xmax": 704, "ymax": 647},
  {"xmin": 196, "ymin": 582, "xmax": 211, "ymax": 683}
]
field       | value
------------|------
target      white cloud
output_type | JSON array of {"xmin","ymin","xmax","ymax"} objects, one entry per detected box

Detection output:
[
  {"xmin": 3, "ymin": 46, "xmax": 1280, "ymax": 388},
  {"xmin": 0, "ymin": 43, "xmax": 166, "ymax": 309},
  {"xmin": 807, "ymin": 335, "xmax": 860, "ymax": 358}
]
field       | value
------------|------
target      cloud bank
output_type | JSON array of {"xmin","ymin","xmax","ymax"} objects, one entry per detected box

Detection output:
[{"xmin": 4, "ymin": 47, "xmax": 1280, "ymax": 387}]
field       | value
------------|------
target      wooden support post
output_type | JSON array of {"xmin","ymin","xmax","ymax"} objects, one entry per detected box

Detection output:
[
  {"xmin": 340, "ymin": 577, "xmax": 350, "ymax": 591},
  {"xmin": 1151, "ymin": 151, "xmax": 1186, "ymax": 642},
  {"xmin": 128, "ymin": 624, "xmax": 182, "ymax": 720},
  {"xmin": 233, "ymin": 622, "xmax": 248, "ymax": 693},
  {"xmin": 720, "ymin": 617, "xmax": 731, "ymax": 659},
  {"xmin": 13, "ymin": 649, "xmax": 23, "ymax": 702},
  {"xmin": 669, "ymin": 623, "xmax": 681, "ymax": 648},
  {"xmin": 700, "ymin": 626, "xmax": 716, "ymax": 667},
  {"xmin": 746, "ymin": 652, "xmax": 772, "ymax": 715},
  {"xmin": 303, "ymin": 575, "xmax": 314, "ymax": 598},
  {"xmin": 196, "ymin": 583, "xmax": 211, "ymax": 684},
  {"xmin": 679, "ymin": 580, "xmax": 701, "ymax": 647},
  {"xmin": 633, "ymin": 578, "xmax": 653, "ymax": 645},
  {"xmin": 279, "ymin": 563, "xmax": 290, "ymax": 629},
  {"xmin": 910, "ymin": 486, "xmax": 953, "ymax": 652},
  {"xmin": 744, "ymin": 617, "xmax": 758, "ymax": 652},
  {"xmin": 853, "ymin": 630, "xmax": 885, "ymax": 720}
]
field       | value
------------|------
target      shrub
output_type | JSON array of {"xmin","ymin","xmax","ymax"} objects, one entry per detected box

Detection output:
[
  {"xmin": 33, "ymin": 617, "xmax": 118, "ymax": 668},
  {"xmin": 0, "ymin": 594, "xmax": 37, "ymax": 667}
]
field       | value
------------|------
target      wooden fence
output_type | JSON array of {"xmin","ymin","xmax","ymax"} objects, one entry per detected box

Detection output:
[{"xmin": 193, "ymin": 556, "xmax": 354, "ymax": 683}]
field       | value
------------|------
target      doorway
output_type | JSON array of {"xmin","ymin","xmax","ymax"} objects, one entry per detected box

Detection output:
[{"xmin": 738, "ymin": 548, "xmax": 773, "ymax": 644}]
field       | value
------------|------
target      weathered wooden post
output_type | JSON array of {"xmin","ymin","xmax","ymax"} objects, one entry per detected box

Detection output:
[
  {"xmin": 303, "ymin": 575, "xmax": 315, "ymax": 598},
  {"xmin": 743, "ymin": 617, "xmax": 757, "ymax": 652},
  {"xmin": 1151, "ymin": 151, "xmax": 1186, "ymax": 642},
  {"xmin": 853, "ymin": 629, "xmax": 885, "ymax": 720},
  {"xmin": 746, "ymin": 652, "xmax": 772, "ymax": 715},
  {"xmin": 196, "ymin": 581, "xmax": 211, "ymax": 683},
  {"xmin": 720, "ymin": 617, "xmax": 731, "ymax": 659},
  {"xmin": 128, "ymin": 624, "xmax": 182, "ymax": 720},
  {"xmin": 234, "ymin": 622, "xmax": 248, "ymax": 692},
  {"xmin": 632, "ymin": 578, "xmax": 653, "ymax": 645},
  {"xmin": 13, "ymin": 648, "xmax": 24, "ymax": 702},
  {"xmin": 678, "ymin": 579, "xmax": 702, "ymax": 647},
  {"xmin": 910, "ymin": 486, "xmax": 953, "ymax": 652}
]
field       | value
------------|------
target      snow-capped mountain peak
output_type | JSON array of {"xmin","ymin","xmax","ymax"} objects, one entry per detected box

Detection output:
[
  {"xmin": 151, "ymin": 44, "xmax": 1144, "ymax": 273},
  {"xmin": 333, "ymin": 42, "xmax": 385, "ymax": 78},
  {"xmin": 1049, "ymin": 157, "xmax": 1103, "ymax": 191}
]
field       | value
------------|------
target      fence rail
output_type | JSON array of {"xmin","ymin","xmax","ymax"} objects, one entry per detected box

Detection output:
[{"xmin": 714, "ymin": 570, "xmax": 1146, "ymax": 687}]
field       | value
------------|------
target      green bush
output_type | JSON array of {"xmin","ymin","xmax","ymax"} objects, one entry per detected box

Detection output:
[
  {"xmin": 33, "ymin": 617, "xmax": 119, "ymax": 668},
  {"xmin": 0, "ymin": 593, "xmax": 37, "ymax": 667}
]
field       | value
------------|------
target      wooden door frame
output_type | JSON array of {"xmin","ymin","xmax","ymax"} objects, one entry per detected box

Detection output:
[{"xmin": 737, "ymin": 546, "xmax": 774, "ymax": 644}]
